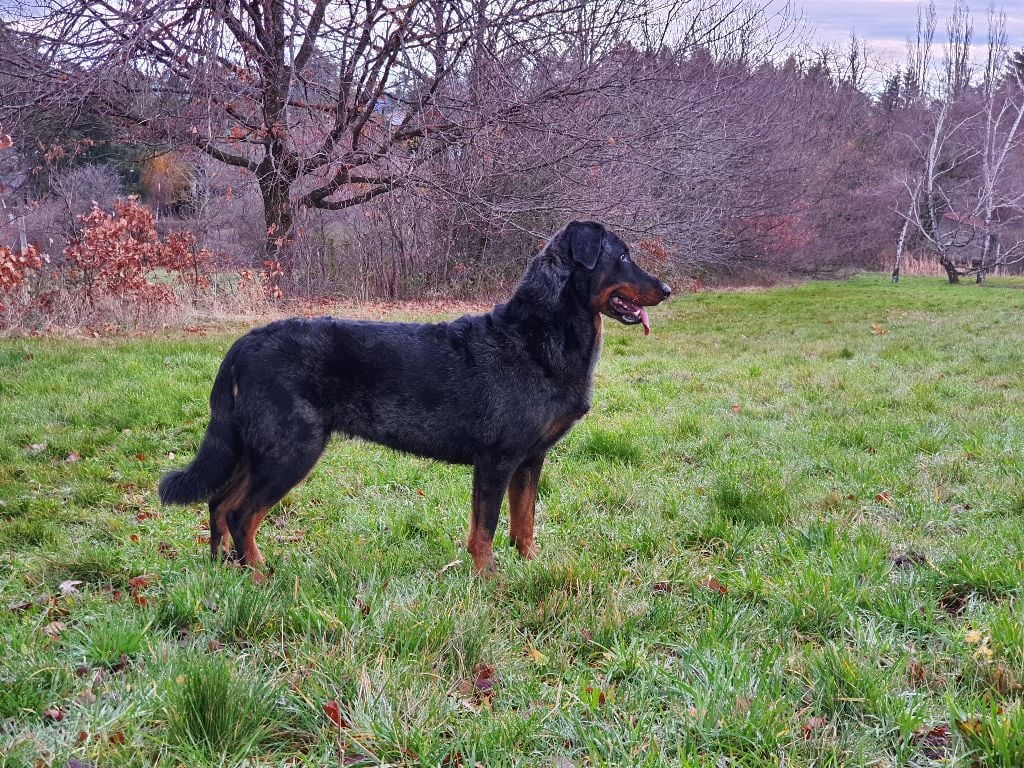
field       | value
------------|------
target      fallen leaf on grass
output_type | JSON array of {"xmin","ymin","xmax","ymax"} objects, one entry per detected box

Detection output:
[
  {"xmin": 473, "ymin": 663, "xmax": 497, "ymax": 695},
  {"xmin": 129, "ymin": 574, "xmax": 155, "ymax": 606},
  {"xmin": 583, "ymin": 685, "xmax": 608, "ymax": 708},
  {"xmin": 45, "ymin": 706, "xmax": 64, "ymax": 721},
  {"xmin": 65, "ymin": 451, "xmax": 81, "ymax": 463},
  {"xmin": 699, "ymin": 575, "xmax": 728, "ymax": 595},
  {"xmin": 651, "ymin": 580, "xmax": 672, "ymax": 594},
  {"xmin": 730, "ymin": 403, "xmax": 742, "ymax": 414},
  {"xmin": 875, "ymin": 491, "xmax": 893, "ymax": 505},
  {"xmin": 955, "ymin": 717, "xmax": 984, "ymax": 736},
  {"xmin": 128, "ymin": 574, "xmax": 154, "ymax": 591},
  {"xmin": 43, "ymin": 620, "xmax": 66, "ymax": 639},
  {"xmin": 906, "ymin": 658, "xmax": 933, "ymax": 688},
  {"xmin": 77, "ymin": 689, "xmax": 96, "ymax": 705},
  {"xmin": 323, "ymin": 700, "xmax": 348, "ymax": 728},
  {"xmin": 801, "ymin": 715, "xmax": 828, "ymax": 738},
  {"xmin": 911, "ymin": 724, "xmax": 951, "ymax": 759},
  {"xmin": 871, "ymin": 324, "xmax": 889, "ymax": 335},
  {"xmin": 527, "ymin": 644, "xmax": 549, "ymax": 665},
  {"xmin": 157, "ymin": 542, "xmax": 178, "ymax": 559}
]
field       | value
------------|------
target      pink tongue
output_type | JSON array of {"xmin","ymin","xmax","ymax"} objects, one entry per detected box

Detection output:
[{"xmin": 640, "ymin": 307, "xmax": 650, "ymax": 336}]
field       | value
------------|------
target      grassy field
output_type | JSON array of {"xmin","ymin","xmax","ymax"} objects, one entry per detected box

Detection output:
[{"xmin": 2, "ymin": 274, "xmax": 1024, "ymax": 767}]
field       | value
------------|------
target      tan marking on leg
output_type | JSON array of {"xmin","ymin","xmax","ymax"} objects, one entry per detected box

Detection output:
[
  {"xmin": 466, "ymin": 481, "xmax": 496, "ymax": 575},
  {"xmin": 239, "ymin": 506, "xmax": 271, "ymax": 582},
  {"xmin": 467, "ymin": 531, "xmax": 496, "ymax": 574},
  {"xmin": 508, "ymin": 466, "xmax": 540, "ymax": 559},
  {"xmin": 213, "ymin": 471, "xmax": 250, "ymax": 557}
]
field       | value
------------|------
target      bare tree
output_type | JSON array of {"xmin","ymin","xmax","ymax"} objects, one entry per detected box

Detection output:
[
  {"xmin": 1, "ymin": 0, "xmax": 660, "ymax": 260},
  {"xmin": 972, "ymin": 6, "xmax": 1024, "ymax": 281},
  {"xmin": 891, "ymin": 2, "xmax": 939, "ymax": 284},
  {"xmin": 943, "ymin": 0, "xmax": 973, "ymax": 100},
  {"xmin": 893, "ymin": 4, "xmax": 1024, "ymax": 284},
  {"xmin": 905, "ymin": 0, "xmax": 937, "ymax": 104}
]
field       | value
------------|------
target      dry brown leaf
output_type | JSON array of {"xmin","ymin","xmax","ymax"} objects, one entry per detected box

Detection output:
[
  {"xmin": 801, "ymin": 715, "xmax": 827, "ymax": 739},
  {"xmin": 700, "ymin": 575, "xmax": 728, "ymax": 595}
]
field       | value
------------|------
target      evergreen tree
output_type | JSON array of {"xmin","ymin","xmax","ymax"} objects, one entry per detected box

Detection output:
[{"xmin": 880, "ymin": 69, "xmax": 902, "ymax": 113}]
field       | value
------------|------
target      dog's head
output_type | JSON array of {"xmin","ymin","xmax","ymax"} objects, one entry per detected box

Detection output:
[{"xmin": 554, "ymin": 220, "xmax": 671, "ymax": 335}]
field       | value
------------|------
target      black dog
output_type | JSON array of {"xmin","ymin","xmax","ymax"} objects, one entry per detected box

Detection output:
[{"xmin": 159, "ymin": 221, "xmax": 670, "ymax": 575}]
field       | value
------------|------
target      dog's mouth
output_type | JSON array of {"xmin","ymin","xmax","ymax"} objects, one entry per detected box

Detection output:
[{"xmin": 608, "ymin": 293, "xmax": 651, "ymax": 335}]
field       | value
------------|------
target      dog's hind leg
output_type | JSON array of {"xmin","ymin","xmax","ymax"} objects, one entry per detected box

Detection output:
[
  {"xmin": 208, "ymin": 468, "xmax": 249, "ymax": 562},
  {"xmin": 508, "ymin": 454, "xmax": 545, "ymax": 559},
  {"xmin": 467, "ymin": 463, "xmax": 515, "ymax": 574},
  {"xmin": 227, "ymin": 436, "xmax": 327, "ymax": 578}
]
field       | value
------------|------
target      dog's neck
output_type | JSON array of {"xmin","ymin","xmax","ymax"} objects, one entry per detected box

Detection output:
[{"xmin": 497, "ymin": 251, "xmax": 601, "ymax": 380}]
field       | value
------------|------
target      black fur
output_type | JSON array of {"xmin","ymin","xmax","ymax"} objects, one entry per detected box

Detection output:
[{"xmin": 159, "ymin": 221, "xmax": 671, "ymax": 573}]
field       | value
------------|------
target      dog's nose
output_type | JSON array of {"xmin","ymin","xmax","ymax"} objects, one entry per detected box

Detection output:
[{"xmin": 659, "ymin": 282, "xmax": 672, "ymax": 299}]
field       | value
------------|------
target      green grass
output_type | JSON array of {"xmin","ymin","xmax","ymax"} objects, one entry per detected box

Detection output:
[{"xmin": 2, "ymin": 273, "xmax": 1024, "ymax": 766}]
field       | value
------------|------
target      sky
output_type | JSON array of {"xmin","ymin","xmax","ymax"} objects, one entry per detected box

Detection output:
[{"xmin": 796, "ymin": 0, "xmax": 1024, "ymax": 70}]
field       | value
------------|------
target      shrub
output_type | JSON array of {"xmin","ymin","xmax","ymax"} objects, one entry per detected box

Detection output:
[
  {"xmin": 63, "ymin": 196, "xmax": 213, "ymax": 307},
  {"xmin": 0, "ymin": 243, "xmax": 44, "ymax": 313}
]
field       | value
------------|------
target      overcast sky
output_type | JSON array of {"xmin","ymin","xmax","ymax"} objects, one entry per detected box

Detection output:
[{"xmin": 797, "ymin": 0, "xmax": 1024, "ymax": 67}]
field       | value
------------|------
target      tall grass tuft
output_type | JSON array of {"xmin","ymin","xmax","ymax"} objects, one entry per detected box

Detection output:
[{"xmin": 161, "ymin": 653, "xmax": 280, "ymax": 761}]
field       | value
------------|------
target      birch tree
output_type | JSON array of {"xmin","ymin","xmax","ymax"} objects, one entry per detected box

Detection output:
[{"xmin": 974, "ymin": 7, "xmax": 1024, "ymax": 282}]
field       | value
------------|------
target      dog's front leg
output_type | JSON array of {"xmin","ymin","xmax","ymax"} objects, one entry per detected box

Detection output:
[
  {"xmin": 467, "ymin": 463, "xmax": 514, "ymax": 574},
  {"xmin": 508, "ymin": 454, "xmax": 545, "ymax": 559}
]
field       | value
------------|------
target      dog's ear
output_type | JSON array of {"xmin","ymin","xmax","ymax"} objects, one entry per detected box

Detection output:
[{"xmin": 560, "ymin": 221, "xmax": 605, "ymax": 270}]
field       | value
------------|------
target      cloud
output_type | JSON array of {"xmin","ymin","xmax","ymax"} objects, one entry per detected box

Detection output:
[{"xmin": 798, "ymin": 0, "xmax": 1024, "ymax": 64}]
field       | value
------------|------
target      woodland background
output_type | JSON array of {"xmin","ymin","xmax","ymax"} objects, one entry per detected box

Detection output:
[{"xmin": 1, "ymin": 0, "xmax": 1023, "ymax": 326}]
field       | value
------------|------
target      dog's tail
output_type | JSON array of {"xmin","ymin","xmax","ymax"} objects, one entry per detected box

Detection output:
[{"xmin": 159, "ymin": 351, "xmax": 241, "ymax": 506}]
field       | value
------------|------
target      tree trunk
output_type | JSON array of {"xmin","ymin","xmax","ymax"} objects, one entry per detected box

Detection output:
[
  {"xmin": 977, "ymin": 231, "xmax": 995, "ymax": 284},
  {"xmin": 257, "ymin": 157, "xmax": 294, "ymax": 263},
  {"xmin": 892, "ymin": 216, "xmax": 910, "ymax": 283},
  {"xmin": 939, "ymin": 255, "xmax": 960, "ymax": 284}
]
